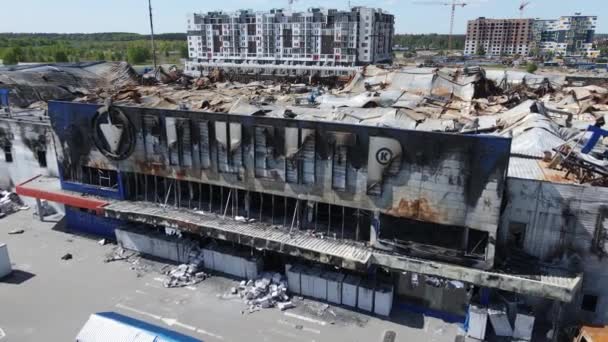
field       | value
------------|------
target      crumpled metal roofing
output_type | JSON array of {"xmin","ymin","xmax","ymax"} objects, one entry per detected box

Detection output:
[
  {"xmin": 0, "ymin": 62, "xmax": 139, "ymax": 107},
  {"xmin": 339, "ymin": 66, "xmax": 480, "ymax": 101}
]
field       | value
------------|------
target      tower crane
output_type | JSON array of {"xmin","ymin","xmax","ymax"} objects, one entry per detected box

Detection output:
[
  {"xmin": 519, "ymin": 1, "xmax": 532, "ymax": 18},
  {"xmin": 413, "ymin": 1, "xmax": 468, "ymax": 51}
]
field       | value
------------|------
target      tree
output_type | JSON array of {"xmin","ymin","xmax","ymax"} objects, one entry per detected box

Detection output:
[
  {"xmin": 2, "ymin": 48, "xmax": 19, "ymax": 65},
  {"xmin": 54, "ymin": 50, "xmax": 69, "ymax": 62},
  {"xmin": 127, "ymin": 46, "xmax": 151, "ymax": 64},
  {"xmin": 96, "ymin": 51, "xmax": 106, "ymax": 61},
  {"xmin": 476, "ymin": 45, "xmax": 486, "ymax": 56},
  {"xmin": 180, "ymin": 45, "xmax": 189, "ymax": 59},
  {"xmin": 526, "ymin": 62, "xmax": 538, "ymax": 74}
]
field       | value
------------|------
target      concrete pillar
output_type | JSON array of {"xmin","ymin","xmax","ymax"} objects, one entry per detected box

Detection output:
[{"xmin": 36, "ymin": 198, "xmax": 44, "ymax": 222}]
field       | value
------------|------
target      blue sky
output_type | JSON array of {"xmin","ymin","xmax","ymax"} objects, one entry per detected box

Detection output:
[{"xmin": 0, "ymin": 0, "xmax": 605, "ymax": 34}]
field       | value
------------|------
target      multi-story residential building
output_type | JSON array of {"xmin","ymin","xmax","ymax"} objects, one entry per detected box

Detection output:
[
  {"xmin": 185, "ymin": 7, "xmax": 393, "ymax": 73},
  {"xmin": 534, "ymin": 14, "xmax": 599, "ymax": 57},
  {"xmin": 464, "ymin": 14, "xmax": 600, "ymax": 57},
  {"xmin": 463, "ymin": 18, "xmax": 535, "ymax": 57}
]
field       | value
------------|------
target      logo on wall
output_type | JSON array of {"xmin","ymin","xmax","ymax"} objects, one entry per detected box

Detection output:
[
  {"xmin": 92, "ymin": 106, "xmax": 135, "ymax": 161},
  {"xmin": 376, "ymin": 148, "xmax": 393, "ymax": 166}
]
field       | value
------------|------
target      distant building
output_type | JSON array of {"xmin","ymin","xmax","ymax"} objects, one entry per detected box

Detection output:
[
  {"xmin": 534, "ymin": 15, "xmax": 599, "ymax": 57},
  {"xmin": 185, "ymin": 7, "xmax": 394, "ymax": 73},
  {"xmin": 464, "ymin": 14, "xmax": 600, "ymax": 58},
  {"xmin": 463, "ymin": 18, "xmax": 535, "ymax": 57}
]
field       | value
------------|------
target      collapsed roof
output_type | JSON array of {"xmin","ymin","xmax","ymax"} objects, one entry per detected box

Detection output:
[{"xmin": 0, "ymin": 62, "xmax": 139, "ymax": 107}]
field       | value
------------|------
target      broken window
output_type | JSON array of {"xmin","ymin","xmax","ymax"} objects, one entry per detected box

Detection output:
[
  {"xmin": 80, "ymin": 166, "xmax": 118, "ymax": 189},
  {"xmin": 581, "ymin": 294, "xmax": 598, "ymax": 312},
  {"xmin": 3, "ymin": 143, "xmax": 12, "ymax": 163},
  {"xmin": 36, "ymin": 150, "xmax": 47, "ymax": 168}
]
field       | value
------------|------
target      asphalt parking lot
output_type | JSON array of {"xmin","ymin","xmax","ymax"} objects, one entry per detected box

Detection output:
[{"xmin": 0, "ymin": 210, "xmax": 463, "ymax": 342}]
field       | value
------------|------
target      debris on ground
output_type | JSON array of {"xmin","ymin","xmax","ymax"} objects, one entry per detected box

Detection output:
[
  {"xmin": 103, "ymin": 247, "xmax": 134, "ymax": 263},
  {"xmin": 231, "ymin": 272, "xmax": 293, "ymax": 313},
  {"xmin": 163, "ymin": 247, "xmax": 208, "ymax": 288},
  {"xmin": 8, "ymin": 229, "xmax": 25, "ymax": 235},
  {"xmin": 98, "ymin": 238, "xmax": 107, "ymax": 246},
  {"xmin": 0, "ymin": 190, "xmax": 27, "ymax": 217},
  {"xmin": 61, "ymin": 253, "xmax": 73, "ymax": 260}
]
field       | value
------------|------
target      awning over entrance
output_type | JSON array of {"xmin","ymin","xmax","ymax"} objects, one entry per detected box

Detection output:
[
  {"xmin": 373, "ymin": 252, "xmax": 582, "ymax": 303},
  {"xmin": 16, "ymin": 176, "xmax": 109, "ymax": 213},
  {"xmin": 105, "ymin": 201, "xmax": 582, "ymax": 303},
  {"xmin": 104, "ymin": 201, "xmax": 373, "ymax": 271}
]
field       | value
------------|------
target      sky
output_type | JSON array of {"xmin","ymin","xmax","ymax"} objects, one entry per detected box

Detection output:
[{"xmin": 0, "ymin": 0, "xmax": 606, "ymax": 35}]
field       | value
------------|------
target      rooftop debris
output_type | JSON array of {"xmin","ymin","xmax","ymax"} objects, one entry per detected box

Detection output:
[{"xmin": 3, "ymin": 62, "xmax": 607, "ymax": 186}]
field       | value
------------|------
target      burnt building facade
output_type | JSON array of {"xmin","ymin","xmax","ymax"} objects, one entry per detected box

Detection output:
[{"xmin": 10, "ymin": 101, "xmax": 582, "ymax": 327}]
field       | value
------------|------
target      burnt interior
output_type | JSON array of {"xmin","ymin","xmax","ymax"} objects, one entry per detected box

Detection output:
[
  {"xmin": 379, "ymin": 214, "xmax": 488, "ymax": 266},
  {"xmin": 120, "ymin": 172, "xmax": 371, "ymax": 243}
]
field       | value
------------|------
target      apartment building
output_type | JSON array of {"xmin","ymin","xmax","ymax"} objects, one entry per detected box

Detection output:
[
  {"xmin": 186, "ymin": 7, "xmax": 394, "ymax": 69},
  {"xmin": 464, "ymin": 15, "xmax": 600, "ymax": 57},
  {"xmin": 463, "ymin": 18, "xmax": 534, "ymax": 57},
  {"xmin": 534, "ymin": 15, "xmax": 599, "ymax": 57}
]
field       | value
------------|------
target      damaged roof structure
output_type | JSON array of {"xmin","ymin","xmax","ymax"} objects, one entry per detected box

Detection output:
[{"xmin": 2, "ymin": 61, "xmax": 608, "ymax": 333}]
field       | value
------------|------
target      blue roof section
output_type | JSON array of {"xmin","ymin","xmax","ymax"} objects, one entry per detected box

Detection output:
[{"xmin": 83, "ymin": 312, "xmax": 202, "ymax": 342}]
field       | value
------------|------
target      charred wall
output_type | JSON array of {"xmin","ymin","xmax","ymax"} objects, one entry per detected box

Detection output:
[{"xmin": 48, "ymin": 101, "xmax": 511, "ymax": 266}]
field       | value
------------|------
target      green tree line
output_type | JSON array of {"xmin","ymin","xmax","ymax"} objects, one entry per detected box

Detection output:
[{"xmin": 0, "ymin": 33, "xmax": 188, "ymax": 65}]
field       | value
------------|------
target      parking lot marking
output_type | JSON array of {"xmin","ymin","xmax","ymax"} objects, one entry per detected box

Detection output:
[
  {"xmin": 116, "ymin": 303, "xmax": 224, "ymax": 340},
  {"xmin": 283, "ymin": 312, "xmax": 327, "ymax": 326}
]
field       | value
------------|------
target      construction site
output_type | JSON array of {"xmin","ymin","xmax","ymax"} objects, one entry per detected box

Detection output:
[{"xmin": 0, "ymin": 3, "xmax": 607, "ymax": 342}]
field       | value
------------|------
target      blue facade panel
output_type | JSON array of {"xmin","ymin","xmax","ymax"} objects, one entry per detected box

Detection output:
[{"xmin": 65, "ymin": 206, "xmax": 121, "ymax": 239}]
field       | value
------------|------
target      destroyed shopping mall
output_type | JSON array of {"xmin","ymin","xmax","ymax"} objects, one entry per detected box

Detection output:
[{"xmin": 2, "ymin": 61, "xmax": 608, "ymax": 337}]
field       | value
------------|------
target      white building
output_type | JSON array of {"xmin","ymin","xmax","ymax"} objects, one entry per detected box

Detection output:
[
  {"xmin": 464, "ymin": 14, "xmax": 600, "ymax": 58},
  {"xmin": 185, "ymin": 7, "xmax": 394, "ymax": 73},
  {"xmin": 534, "ymin": 15, "xmax": 599, "ymax": 57}
]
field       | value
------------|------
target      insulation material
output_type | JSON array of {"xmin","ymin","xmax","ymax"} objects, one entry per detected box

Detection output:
[
  {"xmin": 0, "ymin": 243, "xmax": 11, "ymax": 279},
  {"xmin": 285, "ymin": 264, "xmax": 302, "ymax": 295},
  {"xmin": 373, "ymin": 284, "xmax": 394, "ymax": 316},
  {"xmin": 467, "ymin": 305, "xmax": 488, "ymax": 340},
  {"xmin": 488, "ymin": 308, "xmax": 513, "ymax": 337},
  {"xmin": 513, "ymin": 313, "xmax": 535, "ymax": 341},
  {"xmin": 357, "ymin": 279, "xmax": 375, "ymax": 312},
  {"xmin": 324, "ymin": 271, "xmax": 345, "ymax": 304},
  {"xmin": 342, "ymin": 275, "xmax": 360, "ymax": 307}
]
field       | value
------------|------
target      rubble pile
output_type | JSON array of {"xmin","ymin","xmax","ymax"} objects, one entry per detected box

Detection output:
[
  {"xmin": 163, "ymin": 247, "xmax": 208, "ymax": 288},
  {"xmin": 0, "ymin": 190, "xmax": 27, "ymax": 218},
  {"xmin": 233, "ymin": 272, "xmax": 294, "ymax": 313}
]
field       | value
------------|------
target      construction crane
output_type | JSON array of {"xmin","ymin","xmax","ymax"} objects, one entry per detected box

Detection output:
[
  {"xmin": 519, "ymin": 1, "xmax": 532, "ymax": 18},
  {"xmin": 288, "ymin": 0, "xmax": 298, "ymax": 12},
  {"xmin": 413, "ymin": 1, "xmax": 468, "ymax": 51}
]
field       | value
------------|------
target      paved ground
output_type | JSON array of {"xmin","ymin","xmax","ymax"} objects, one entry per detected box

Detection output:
[{"xmin": 0, "ymin": 210, "xmax": 463, "ymax": 342}]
